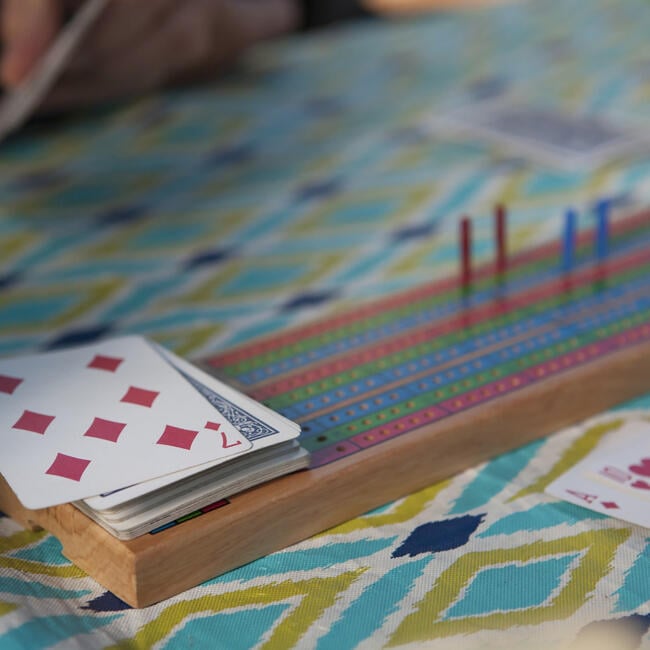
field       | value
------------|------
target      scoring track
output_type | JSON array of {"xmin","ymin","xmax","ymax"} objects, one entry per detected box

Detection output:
[{"xmin": 207, "ymin": 208, "xmax": 650, "ymax": 467}]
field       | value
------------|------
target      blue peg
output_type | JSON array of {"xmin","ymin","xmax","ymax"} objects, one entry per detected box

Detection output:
[{"xmin": 562, "ymin": 208, "xmax": 577, "ymax": 272}]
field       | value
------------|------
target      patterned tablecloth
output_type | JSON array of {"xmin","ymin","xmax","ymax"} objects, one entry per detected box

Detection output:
[{"xmin": 3, "ymin": 0, "xmax": 650, "ymax": 647}]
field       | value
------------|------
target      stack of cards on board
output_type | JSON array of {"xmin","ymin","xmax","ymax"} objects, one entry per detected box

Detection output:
[
  {"xmin": 0, "ymin": 336, "xmax": 307, "ymax": 539},
  {"xmin": 546, "ymin": 412, "xmax": 650, "ymax": 529}
]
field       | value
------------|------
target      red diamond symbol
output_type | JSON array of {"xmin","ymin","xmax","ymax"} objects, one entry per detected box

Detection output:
[
  {"xmin": 13, "ymin": 410, "xmax": 55, "ymax": 434},
  {"xmin": 84, "ymin": 417, "xmax": 126, "ymax": 443},
  {"xmin": 0, "ymin": 374, "xmax": 22, "ymax": 395},
  {"xmin": 601, "ymin": 501, "xmax": 620, "ymax": 509},
  {"xmin": 157, "ymin": 425, "xmax": 199, "ymax": 450},
  {"xmin": 88, "ymin": 355, "xmax": 123, "ymax": 372},
  {"xmin": 45, "ymin": 453, "xmax": 91, "ymax": 482},
  {"xmin": 121, "ymin": 386, "xmax": 159, "ymax": 407}
]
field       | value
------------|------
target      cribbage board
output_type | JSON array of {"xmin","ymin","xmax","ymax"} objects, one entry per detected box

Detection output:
[{"xmin": 2, "ymin": 206, "xmax": 650, "ymax": 608}]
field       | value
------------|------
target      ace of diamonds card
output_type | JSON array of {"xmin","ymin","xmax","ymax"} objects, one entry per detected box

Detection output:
[{"xmin": 546, "ymin": 412, "xmax": 650, "ymax": 528}]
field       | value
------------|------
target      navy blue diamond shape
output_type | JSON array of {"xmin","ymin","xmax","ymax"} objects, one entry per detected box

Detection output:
[
  {"xmin": 46, "ymin": 325, "xmax": 114, "ymax": 350},
  {"xmin": 392, "ymin": 222, "xmax": 437, "ymax": 242},
  {"xmin": 392, "ymin": 514, "xmax": 485, "ymax": 558},
  {"xmin": 294, "ymin": 178, "xmax": 341, "ymax": 202},
  {"xmin": 96, "ymin": 204, "xmax": 149, "ymax": 227},
  {"xmin": 184, "ymin": 247, "xmax": 233, "ymax": 271},
  {"xmin": 0, "ymin": 271, "xmax": 22, "ymax": 290},
  {"xmin": 281, "ymin": 289, "xmax": 338, "ymax": 312},
  {"xmin": 81, "ymin": 591, "xmax": 132, "ymax": 612}
]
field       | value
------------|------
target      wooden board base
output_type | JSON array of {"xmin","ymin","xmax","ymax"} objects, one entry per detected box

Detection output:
[{"xmin": 2, "ymin": 336, "xmax": 650, "ymax": 607}]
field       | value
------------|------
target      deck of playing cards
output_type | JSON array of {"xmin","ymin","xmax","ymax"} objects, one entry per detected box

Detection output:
[
  {"xmin": 546, "ymin": 411, "xmax": 650, "ymax": 529},
  {"xmin": 0, "ymin": 336, "xmax": 307, "ymax": 539}
]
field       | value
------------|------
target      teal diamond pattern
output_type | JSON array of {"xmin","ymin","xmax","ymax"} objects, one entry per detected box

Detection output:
[{"xmin": 444, "ymin": 554, "xmax": 579, "ymax": 619}]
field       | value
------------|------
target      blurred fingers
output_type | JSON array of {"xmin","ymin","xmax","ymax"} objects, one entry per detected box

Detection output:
[
  {"xmin": 37, "ymin": 0, "xmax": 301, "ymax": 112},
  {"xmin": 1, "ymin": 0, "xmax": 64, "ymax": 86}
]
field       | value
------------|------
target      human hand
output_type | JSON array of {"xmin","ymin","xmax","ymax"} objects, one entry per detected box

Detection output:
[{"xmin": 1, "ymin": 0, "xmax": 299, "ymax": 111}]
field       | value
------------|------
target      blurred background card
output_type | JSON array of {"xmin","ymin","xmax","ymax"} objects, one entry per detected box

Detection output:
[{"xmin": 425, "ymin": 98, "xmax": 646, "ymax": 172}]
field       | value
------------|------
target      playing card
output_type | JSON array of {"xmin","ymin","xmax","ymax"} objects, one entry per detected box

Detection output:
[
  {"xmin": 546, "ymin": 413, "xmax": 650, "ymax": 528},
  {"xmin": 0, "ymin": 336, "xmax": 252, "ymax": 509},
  {"xmin": 546, "ymin": 468, "xmax": 650, "ymax": 528},
  {"xmin": 0, "ymin": 0, "xmax": 107, "ymax": 141},
  {"xmin": 159, "ymin": 346, "xmax": 301, "ymax": 446},
  {"xmin": 425, "ymin": 98, "xmax": 644, "ymax": 171},
  {"xmin": 82, "ymin": 345, "xmax": 301, "ymax": 511},
  {"xmin": 587, "ymin": 443, "xmax": 650, "ymax": 501}
]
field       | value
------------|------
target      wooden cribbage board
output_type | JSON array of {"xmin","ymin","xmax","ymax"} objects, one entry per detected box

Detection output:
[{"xmin": 3, "ymin": 208, "xmax": 650, "ymax": 608}]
